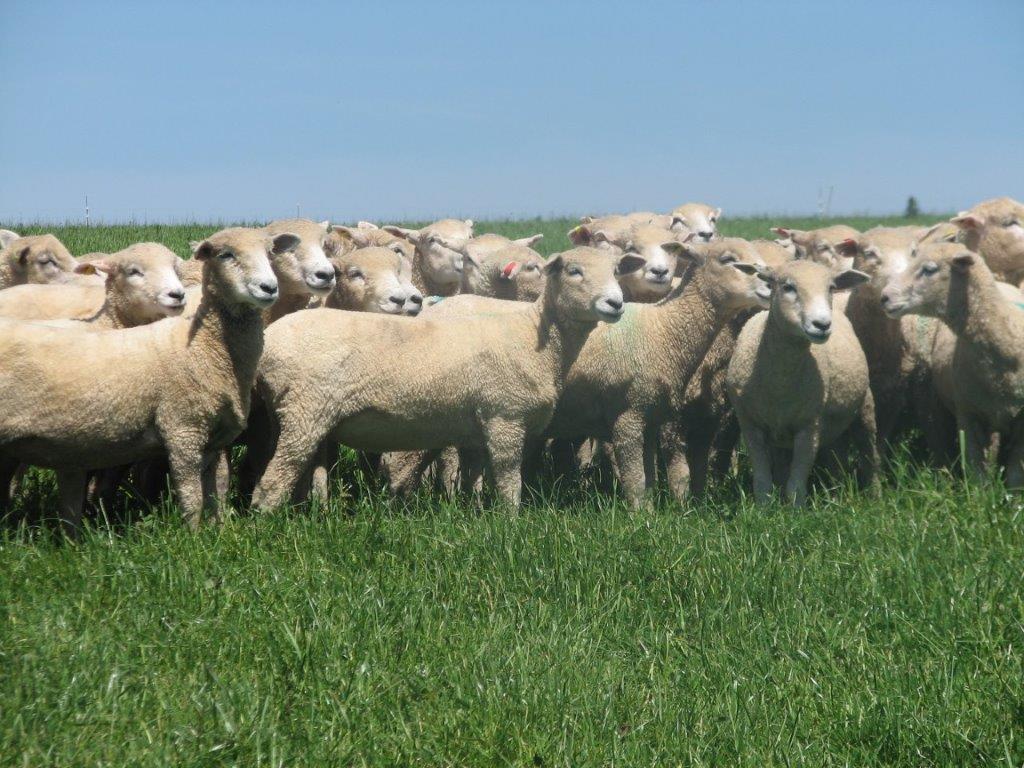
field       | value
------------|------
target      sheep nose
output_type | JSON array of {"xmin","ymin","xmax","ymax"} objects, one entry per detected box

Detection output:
[
  {"xmin": 605, "ymin": 297, "xmax": 623, "ymax": 312},
  {"xmin": 649, "ymin": 265, "xmax": 669, "ymax": 278},
  {"xmin": 408, "ymin": 293, "xmax": 423, "ymax": 305},
  {"xmin": 167, "ymin": 289, "xmax": 185, "ymax": 302},
  {"xmin": 811, "ymin": 318, "xmax": 831, "ymax": 332},
  {"xmin": 880, "ymin": 293, "xmax": 891, "ymax": 307},
  {"xmin": 259, "ymin": 281, "xmax": 278, "ymax": 296},
  {"xmin": 389, "ymin": 294, "xmax": 405, "ymax": 305},
  {"xmin": 699, "ymin": 231, "xmax": 713, "ymax": 241},
  {"xmin": 314, "ymin": 269, "xmax": 333, "ymax": 282}
]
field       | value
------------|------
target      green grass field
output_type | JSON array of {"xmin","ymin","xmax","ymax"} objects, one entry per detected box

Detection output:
[{"xmin": 4, "ymin": 216, "xmax": 1024, "ymax": 766}]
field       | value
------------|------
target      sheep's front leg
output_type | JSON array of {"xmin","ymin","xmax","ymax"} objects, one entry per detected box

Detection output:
[
  {"xmin": 785, "ymin": 425, "xmax": 820, "ymax": 507},
  {"xmin": 737, "ymin": 414, "xmax": 772, "ymax": 504},
  {"xmin": 851, "ymin": 394, "xmax": 880, "ymax": 493},
  {"xmin": 252, "ymin": 418, "xmax": 330, "ymax": 512},
  {"xmin": 1002, "ymin": 419, "xmax": 1024, "ymax": 489},
  {"xmin": 483, "ymin": 418, "xmax": 526, "ymax": 509},
  {"xmin": 611, "ymin": 412, "xmax": 648, "ymax": 509},
  {"xmin": 661, "ymin": 422, "xmax": 692, "ymax": 504},
  {"xmin": 310, "ymin": 441, "xmax": 335, "ymax": 503},
  {"xmin": 164, "ymin": 430, "xmax": 208, "ymax": 528},
  {"xmin": 956, "ymin": 411, "xmax": 990, "ymax": 480},
  {"xmin": 55, "ymin": 468, "xmax": 87, "ymax": 539}
]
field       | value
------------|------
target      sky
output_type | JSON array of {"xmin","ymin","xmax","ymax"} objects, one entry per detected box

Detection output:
[{"xmin": 1, "ymin": 0, "xmax": 1022, "ymax": 223}]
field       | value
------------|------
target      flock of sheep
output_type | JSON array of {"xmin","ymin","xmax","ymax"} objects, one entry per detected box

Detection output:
[{"xmin": 1, "ymin": 194, "xmax": 1023, "ymax": 537}]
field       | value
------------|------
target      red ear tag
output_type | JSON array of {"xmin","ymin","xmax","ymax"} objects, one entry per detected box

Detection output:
[{"xmin": 501, "ymin": 261, "xmax": 518, "ymax": 278}]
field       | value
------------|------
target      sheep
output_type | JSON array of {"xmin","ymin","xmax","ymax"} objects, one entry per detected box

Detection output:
[
  {"xmin": 949, "ymin": 197, "xmax": 1024, "ymax": 286},
  {"xmin": 462, "ymin": 241, "xmax": 547, "ymax": 301},
  {"xmin": 661, "ymin": 238, "xmax": 794, "ymax": 500},
  {"xmin": 881, "ymin": 241, "xmax": 1024, "ymax": 485},
  {"xmin": 0, "ymin": 229, "xmax": 20, "ymax": 249},
  {"xmin": 248, "ymin": 247, "xmax": 626, "ymax": 511},
  {"xmin": 380, "ymin": 219, "xmax": 475, "ymax": 298},
  {"xmin": 726, "ymin": 260, "xmax": 877, "ymax": 505},
  {"xmin": 569, "ymin": 222, "xmax": 686, "ymax": 302},
  {"xmin": 0, "ymin": 227, "xmax": 297, "ymax": 535},
  {"xmin": 0, "ymin": 243, "xmax": 186, "ymax": 329},
  {"xmin": 772, "ymin": 225, "xmax": 861, "ymax": 270},
  {"xmin": 0, "ymin": 233, "xmax": 100, "ymax": 289},
  {"xmin": 327, "ymin": 222, "xmax": 416, "ymax": 259},
  {"xmin": 324, "ymin": 246, "xmax": 423, "ymax": 316},
  {"xmin": 670, "ymin": 203, "xmax": 721, "ymax": 241},
  {"xmin": 831, "ymin": 226, "xmax": 935, "ymax": 452},
  {"xmin": 258, "ymin": 219, "xmax": 335, "ymax": 323},
  {"xmin": 544, "ymin": 237, "xmax": 767, "ymax": 508}
]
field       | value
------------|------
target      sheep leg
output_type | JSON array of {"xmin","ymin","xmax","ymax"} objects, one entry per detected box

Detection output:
[
  {"xmin": 661, "ymin": 422, "xmax": 692, "ymax": 503},
  {"xmin": 610, "ymin": 413, "xmax": 649, "ymax": 509},
  {"xmin": 956, "ymin": 412, "xmax": 989, "ymax": 480},
  {"xmin": 252, "ymin": 420, "xmax": 329, "ymax": 512},
  {"xmin": 1002, "ymin": 420, "xmax": 1024, "ymax": 490},
  {"xmin": 385, "ymin": 450, "xmax": 441, "ymax": 497},
  {"xmin": 483, "ymin": 418, "xmax": 526, "ymax": 509},
  {"xmin": 0, "ymin": 456, "xmax": 20, "ymax": 520},
  {"xmin": 737, "ymin": 414, "xmax": 773, "ymax": 504},
  {"xmin": 166, "ymin": 441, "xmax": 215, "ymax": 528},
  {"xmin": 214, "ymin": 448, "xmax": 231, "ymax": 500},
  {"xmin": 310, "ymin": 441, "xmax": 335, "ymax": 503},
  {"xmin": 55, "ymin": 468, "xmax": 87, "ymax": 539},
  {"xmin": 785, "ymin": 426, "xmax": 820, "ymax": 507},
  {"xmin": 457, "ymin": 448, "xmax": 485, "ymax": 498},
  {"xmin": 851, "ymin": 396, "xmax": 880, "ymax": 492}
]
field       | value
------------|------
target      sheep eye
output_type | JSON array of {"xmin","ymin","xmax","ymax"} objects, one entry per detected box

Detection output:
[
  {"xmin": 1007, "ymin": 219, "xmax": 1021, "ymax": 228},
  {"xmin": 920, "ymin": 262, "xmax": 939, "ymax": 276},
  {"xmin": 719, "ymin": 253, "xmax": 737, "ymax": 264},
  {"xmin": 566, "ymin": 265, "xmax": 583, "ymax": 277},
  {"xmin": 782, "ymin": 282, "xmax": 797, "ymax": 294},
  {"xmin": 218, "ymin": 251, "xmax": 234, "ymax": 260},
  {"xmin": 347, "ymin": 269, "xmax": 365, "ymax": 280},
  {"xmin": 127, "ymin": 267, "xmax": 143, "ymax": 277}
]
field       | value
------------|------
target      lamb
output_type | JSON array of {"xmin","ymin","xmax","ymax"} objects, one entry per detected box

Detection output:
[
  {"xmin": 948, "ymin": 197, "xmax": 1024, "ymax": 286},
  {"xmin": 258, "ymin": 219, "xmax": 336, "ymax": 323},
  {"xmin": 669, "ymin": 203, "xmax": 721, "ymax": 241},
  {"xmin": 569, "ymin": 222, "xmax": 686, "ymax": 302},
  {"xmin": 0, "ymin": 233, "xmax": 100, "ymax": 289},
  {"xmin": 544, "ymin": 237, "xmax": 766, "ymax": 508},
  {"xmin": 0, "ymin": 227, "xmax": 297, "ymax": 535},
  {"xmin": 881, "ymin": 242, "xmax": 1024, "ymax": 484},
  {"xmin": 0, "ymin": 243, "xmax": 186, "ymax": 328},
  {"xmin": 249, "ymin": 247, "xmax": 626, "ymax": 510},
  {"xmin": 380, "ymin": 218, "xmax": 475, "ymax": 298},
  {"xmin": 324, "ymin": 246, "xmax": 423, "ymax": 316},
  {"xmin": 726, "ymin": 260, "xmax": 877, "ymax": 505},
  {"xmin": 462, "ymin": 241, "xmax": 547, "ymax": 301},
  {"xmin": 772, "ymin": 225, "xmax": 861, "ymax": 270},
  {"xmin": 327, "ymin": 222, "xmax": 416, "ymax": 259}
]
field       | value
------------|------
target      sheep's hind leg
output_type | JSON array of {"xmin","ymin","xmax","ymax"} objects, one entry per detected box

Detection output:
[
  {"xmin": 483, "ymin": 418, "xmax": 527, "ymax": 509},
  {"xmin": 252, "ymin": 418, "xmax": 332, "ymax": 513},
  {"xmin": 54, "ymin": 468, "xmax": 87, "ymax": 540}
]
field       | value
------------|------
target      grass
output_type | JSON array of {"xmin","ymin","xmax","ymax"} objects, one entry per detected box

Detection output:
[{"xmin": 4, "ymin": 216, "xmax": 1023, "ymax": 766}]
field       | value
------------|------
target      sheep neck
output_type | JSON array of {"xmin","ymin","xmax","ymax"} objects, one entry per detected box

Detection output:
[
  {"xmin": 188, "ymin": 277, "xmax": 265, "ymax": 420},
  {"xmin": 650, "ymin": 268, "xmax": 735, "ymax": 381},
  {"xmin": 846, "ymin": 287, "xmax": 903, "ymax": 367},
  {"xmin": 944, "ymin": 266, "xmax": 1021, "ymax": 366},
  {"xmin": 536, "ymin": 287, "xmax": 598, "ymax": 392},
  {"xmin": 263, "ymin": 289, "xmax": 311, "ymax": 325},
  {"xmin": 412, "ymin": 249, "xmax": 460, "ymax": 298}
]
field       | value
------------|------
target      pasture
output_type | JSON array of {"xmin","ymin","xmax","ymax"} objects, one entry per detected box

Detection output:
[{"xmin": 2, "ymin": 217, "xmax": 1023, "ymax": 766}]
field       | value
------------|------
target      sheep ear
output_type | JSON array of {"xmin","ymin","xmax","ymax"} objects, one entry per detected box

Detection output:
[
  {"xmin": 951, "ymin": 212, "xmax": 984, "ymax": 230},
  {"xmin": 665, "ymin": 241, "xmax": 704, "ymax": 276},
  {"xmin": 835, "ymin": 238, "xmax": 859, "ymax": 257},
  {"xmin": 464, "ymin": 219, "xmax": 474, "ymax": 231},
  {"xmin": 568, "ymin": 225, "xmax": 592, "ymax": 245},
  {"xmin": 0, "ymin": 229, "xmax": 20, "ymax": 249},
  {"xmin": 713, "ymin": 207, "xmax": 723, "ymax": 219},
  {"xmin": 193, "ymin": 240, "xmax": 216, "ymax": 261},
  {"xmin": 833, "ymin": 269, "xmax": 870, "ymax": 291},
  {"xmin": 616, "ymin": 253, "xmax": 647, "ymax": 275},
  {"xmin": 951, "ymin": 253, "xmax": 976, "ymax": 271},
  {"xmin": 356, "ymin": 221, "xmax": 378, "ymax": 230},
  {"xmin": 15, "ymin": 246, "xmax": 32, "ymax": 266},
  {"xmin": 916, "ymin": 223, "xmax": 942, "ymax": 243},
  {"xmin": 756, "ymin": 267, "xmax": 777, "ymax": 284},
  {"xmin": 382, "ymin": 225, "xmax": 420, "ymax": 244},
  {"xmin": 731, "ymin": 262, "xmax": 759, "ymax": 275},
  {"xmin": 271, "ymin": 233, "xmax": 301, "ymax": 255},
  {"xmin": 514, "ymin": 234, "xmax": 543, "ymax": 248},
  {"xmin": 500, "ymin": 261, "xmax": 521, "ymax": 280},
  {"xmin": 670, "ymin": 215, "xmax": 689, "ymax": 232},
  {"xmin": 75, "ymin": 259, "xmax": 114, "ymax": 275},
  {"xmin": 579, "ymin": 215, "xmax": 595, "ymax": 224},
  {"xmin": 318, "ymin": 220, "xmax": 330, "ymax": 231},
  {"xmin": 543, "ymin": 253, "xmax": 564, "ymax": 274}
]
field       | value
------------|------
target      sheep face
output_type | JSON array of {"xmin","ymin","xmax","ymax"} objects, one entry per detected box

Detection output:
[
  {"xmin": 192, "ymin": 227, "xmax": 291, "ymax": 309},
  {"xmin": 951, "ymin": 197, "xmax": 1024, "ymax": 281},
  {"xmin": 463, "ymin": 244, "xmax": 546, "ymax": 301},
  {"xmin": 544, "ymin": 247, "xmax": 625, "ymax": 323},
  {"xmin": 670, "ymin": 203, "xmax": 721, "ymax": 241},
  {"xmin": 4, "ymin": 234, "xmax": 78, "ymax": 285},
  {"xmin": 680, "ymin": 238, "xmax": 771, "ymax": 311},
  {"xmin": 330, "ymin": 247, "xmax": 423, "ymax": 316},
  {"xmin": 880, "ymin": 242, "xmax": 977, "ymax": 320},
  {"xmin": 772, "ymin": 225, "xmax": 860, "ymax": 270},
  {"xmin": 836, "ymin": 228, "xmax": 920, "ymax": 297},
  {"xmin": 613, "ymin": 225, "xmax": 684, "ymax": 302},
  {"xmin": 385, "ymin": 219, "xmax": 475, "ymax": 291},
  {"xmin": 78, "ymin": 243, "xmax": 187, "ymax": 321},
  {"xmin": 762, "ymin": 261, "xmax": 868, "ymax": 344},
  {"xmin": 917, "ymin": 221, "xmax": 961, "ymax": 246}
]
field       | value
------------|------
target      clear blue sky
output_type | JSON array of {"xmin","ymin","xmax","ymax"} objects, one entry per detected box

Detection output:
[{"xmin": 2, "ymin": 0, "xmax": 1022, "ymax": 223}]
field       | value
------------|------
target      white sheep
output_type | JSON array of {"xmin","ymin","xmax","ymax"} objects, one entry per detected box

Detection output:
[
  {"xmin": 727, "ymin": 260, "xmax": 877, "ymax": 505},
  {"xmin": 380, "ymin": 219, "xmax": 475, "ymax": 297},
  {"xmin": 0, "ymin": 233, "xmax": 101, "ymax": 289},
  {"xmin": 325, "ymin": 246, "xmax": 423, "ymax": 316},
  {"xmin": 669, "ymin": 203, "xmax": 722, "ymax": 241},
  {"xmin": 949, "ymin": 197, "xmax": 1024, "ymax": 286},
  {"xmin": 0, "ymin": 227, "xmax": 297, "ymax": 535},
  {"xmin": 569, "ymin": 221, "xmax": 687, "ymax": 302},
  {"xmin": 881, "ymin": 241, "xmax": 1024, "ymax": 484},
  {"xmin": 248, "ymin": 247, "xmax": 626, "ymax": 510}
]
